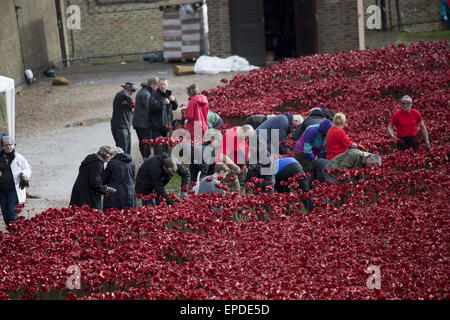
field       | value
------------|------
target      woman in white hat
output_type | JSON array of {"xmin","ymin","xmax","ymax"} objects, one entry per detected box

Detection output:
[{"xmin": 0, "ymin": 136, "xmax": 31, "ymax": 226}]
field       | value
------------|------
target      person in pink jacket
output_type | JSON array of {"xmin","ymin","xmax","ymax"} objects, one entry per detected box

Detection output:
[{"xmin": 184, "ymin": 84, "xmax": 209, "ymax": 145}]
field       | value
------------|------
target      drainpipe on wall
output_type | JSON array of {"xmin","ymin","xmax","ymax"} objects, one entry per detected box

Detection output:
[{"xmin": 357, "ymin": 0, "xmax": 365, "ymax": 50}]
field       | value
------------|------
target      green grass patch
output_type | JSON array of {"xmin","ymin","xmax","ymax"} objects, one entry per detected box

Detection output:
[{"xmin": 397, "ymin": 30, "xmax": 450, "ymax": 44}]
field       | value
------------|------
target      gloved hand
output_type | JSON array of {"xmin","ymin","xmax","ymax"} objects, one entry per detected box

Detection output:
[
  {"xmin": 106, "ymin": 186, "xmax": 117, "ymax": 194},
  {"xmin": 19, "ymin": 173, "xmax": 29, "ymax": 190},
  {"xmin": 425, "ymin": 143, "xmax": 431, "ymax": 151},
  {"xmin": 180, "ymin": 192, "xmax": 187, "ymax": 198}
]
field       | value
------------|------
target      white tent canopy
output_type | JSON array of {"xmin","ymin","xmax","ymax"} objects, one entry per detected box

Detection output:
[{"xmin": 0, "ymin": 76, "xmax": 15, "ymax": 140}]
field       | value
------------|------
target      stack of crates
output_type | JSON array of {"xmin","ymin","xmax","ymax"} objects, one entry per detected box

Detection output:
[{"xmin": 163, "ymin": 3, "xmax": 208, "ymax": 62}]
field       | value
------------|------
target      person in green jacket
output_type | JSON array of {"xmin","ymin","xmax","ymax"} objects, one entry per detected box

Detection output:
[
  {"xmin": 324, "ymin": 149, "xmax": 382, "ymax": 184},
  {"xmin": 441, "ymin": 0, "xmax": 450, "ymax": 29},
  {"xmin": 207, "ymin": 110, "xmax": 223, "ymax": 129}
]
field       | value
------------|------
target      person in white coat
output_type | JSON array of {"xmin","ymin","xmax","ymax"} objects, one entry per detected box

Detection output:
[{"xmin": 0, "ymin": 136, "xmax": 31, "ymax": 226}]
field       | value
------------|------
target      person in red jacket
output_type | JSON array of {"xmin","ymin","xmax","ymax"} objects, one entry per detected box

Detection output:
[
  {"xmin": 387, "ymin": 95, "xmax": 431, "ymax": 152},
  {"xmin": 326, "ymin": 113, "xmax": 362, "ymax": 160},
  {"xmin": 184, "ymin": 84, "xmax": 209, "ymax": 145}
]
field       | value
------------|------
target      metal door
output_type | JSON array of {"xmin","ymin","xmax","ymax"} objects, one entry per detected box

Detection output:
[{"xmin": 229, "ymin": 0, "xmax": 266, "ymax": 65}]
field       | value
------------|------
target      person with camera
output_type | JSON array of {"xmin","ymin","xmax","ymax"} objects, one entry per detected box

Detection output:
[
  {"xmin": 0, "ymin": 136, "xmax": 31, "ymax": 226},
  {"xmin": 133, "ymin": 76, "xmax": 159, "ymax": 159},
  {"xmin": 149, "ymin": 78, "xmax": 179, "ymax": 154},
  {"xmin": 69, "ymin": 146, "xmax": 117, "ymax": 210}
]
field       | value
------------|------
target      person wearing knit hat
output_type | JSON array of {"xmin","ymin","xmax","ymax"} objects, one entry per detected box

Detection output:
[{"xmin": 0, "ymin": 136, "xmax": 31, "ymax": 226}]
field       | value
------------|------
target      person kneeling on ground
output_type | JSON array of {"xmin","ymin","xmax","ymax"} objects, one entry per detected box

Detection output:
[
  {"xmin": 274, "ymin": 157, "xmax": 313, "ymax": 212},
  {"xmin": 176, "ymin": 135, "xmax": 221, "ymax": 185},
  {"xmin": 294, "ymin": 119, "xmax": 332, "ymax": 173},
  {"xmin": 324, "ymin": 149, "xmax": 382, "ymax": 184},
  {"xmin": 197, "ymin": 163, "xmax": 230, "ymax": 195},
  {"xmin": 245, "ymin": 133, "xmax": 275, "ymax": 193},
  {"xmin": 135, "ymin": 152, "xmax": 190, "ymax": 206}
]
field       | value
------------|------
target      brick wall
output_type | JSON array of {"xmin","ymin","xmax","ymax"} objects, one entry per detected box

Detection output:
[
  {"xmin": 66, "ymin": 0, "xmax": 164, "ymax": 62},
  {"xmin": 64, "ymin": 0, "xmax": 230, "ymax": 62},
  {"xmin": 363, "ymin": 0, "xmax": 444, "ymax": 32},
  {"xmin": 0, "ymin": 0, "xmax": 62, "ymax": 84},
  {"xmin": 317, "ymin": 0, "xmax": 360, "ymax": 54},
  {"xmin": 207, "ymin": 0, "xmax": 231, "ymax": 57},
  {"xmin": 0, "ymin": 1, "xmax": 24, "ymax": 83}
]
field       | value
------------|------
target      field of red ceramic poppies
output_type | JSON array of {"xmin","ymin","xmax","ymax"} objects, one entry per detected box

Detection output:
[{"xmin": 0, "ymin": 41, "xmax": 449, "ymax": 300}]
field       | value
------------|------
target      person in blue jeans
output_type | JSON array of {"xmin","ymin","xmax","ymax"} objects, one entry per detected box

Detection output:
[
  {"xmin": 0, "ymin": 136, "xmax": 31, "ymax": 226},
  {"xmin": 274, "ymin": 157, "xmax": 313, "ymax": 212}
]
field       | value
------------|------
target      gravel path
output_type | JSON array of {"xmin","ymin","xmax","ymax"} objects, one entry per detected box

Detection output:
[{"xmin": 0, "ymin": 62, "xmax": 241, "ymax": 232}]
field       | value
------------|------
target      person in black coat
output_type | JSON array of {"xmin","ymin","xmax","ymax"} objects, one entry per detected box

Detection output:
[
  {"xmin": 292, "ymin": 107, "xmax": 335, "ymax": 141},
  {"xmin": 70, "ymin": 146, "xmax": 117, "ymax": 210},
  {"xmin": 102, "ymin": 148, "xmax": 137, "ymax": 210},
  {"xmin": 149, "ymin": 78, "xmax": 178, "ymax": 154},
  {"xmin": 111, "ymin": 82, "xmax": 138, "ymax": 155},
  {"xmin": 133, "ymin": 77, "xmax": 159, "ymax": 159},
  {"xmin": 135, "ymin": 153, "xmax": 190, "ymax": 206}
]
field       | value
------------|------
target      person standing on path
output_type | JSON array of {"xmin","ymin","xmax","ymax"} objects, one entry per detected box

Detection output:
[
  {"xmin": 0, "ymin": 136, "xmax": 31, "ymax": 226},
  {"xmin": 149, "ymin": 78, "xmax": 179, "ymax": 155},
  {"xmin": 133, "ymin": 77, "xmax": 159, "ymax": 159},
  {"xmin": 102, "ymin": 147, "xmax": 137, "ymax": 211},
  {"xmin": 184, "ymin": 84, "xmax": 209, "ymax": 145},
  {"xmin": 69, "ymin": 146, "xmax": 117, "ymax": 210},
  {"xmin": 111, "ymin": 82, "xmax": 138, "ymax": 155}
]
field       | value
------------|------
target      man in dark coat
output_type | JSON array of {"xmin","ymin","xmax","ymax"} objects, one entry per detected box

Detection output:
[
  {"xmin": 102, "ymin": 148, "xmax": 137, "ymax": 210},
  {"xmin": 111, "ymin": 82, "xmax": 138, "ymax": 155},
  {"xmin": 70, "ymin": 146, "xmax": 116, "ymax": 210},
  {"xmin": 133, "ymin": 77, "xmax": 159, "ymax": 159},
  {"xmin": 149, "ymin": 78, "xmax": 178, "ymax": 154},
  {"xmin": 135, "ymin": 153, "xmax": 190, "ymax": 206},
  {"xmin": 292, "ymin": 107, "xmax": 334, "ymax": 141},
  {"xmin": 255, "ymin": 113, "xmax": 296, "ymax": 155}
]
